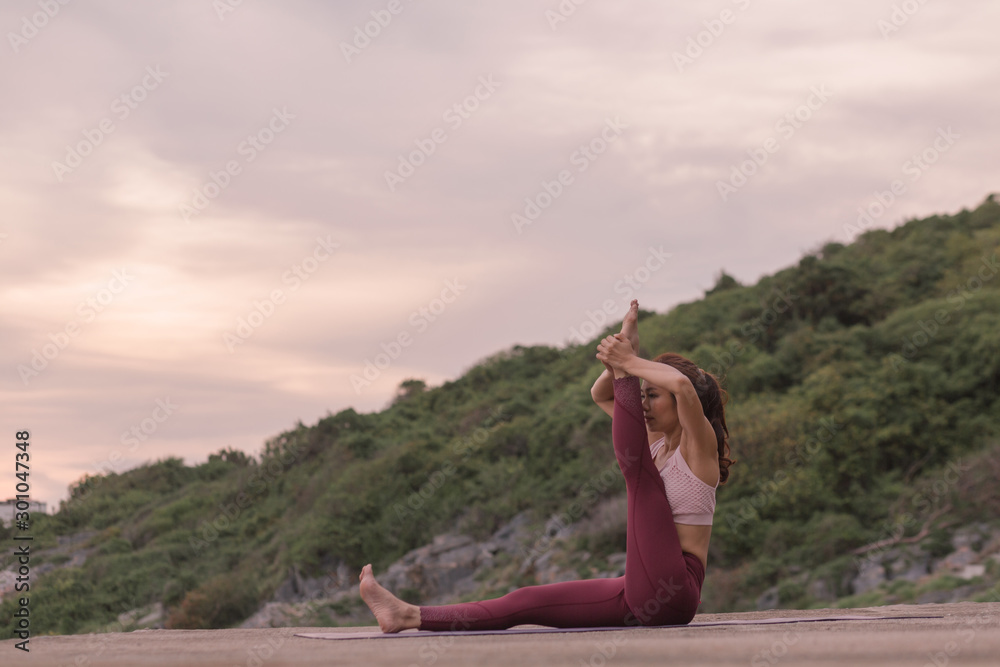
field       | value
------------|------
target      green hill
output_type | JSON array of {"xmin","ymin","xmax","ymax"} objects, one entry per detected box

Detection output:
[{"xmin": 4, "ymin": 195, "xmax": 1000, "ymax": 635}]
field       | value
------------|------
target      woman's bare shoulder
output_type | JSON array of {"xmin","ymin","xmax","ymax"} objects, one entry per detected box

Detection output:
[{"xmin": 679, "ymin": 432, "xmax": 720, "ymax": 486}]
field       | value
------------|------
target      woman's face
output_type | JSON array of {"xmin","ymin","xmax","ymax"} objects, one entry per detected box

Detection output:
[{"xmin": 640, "ymin": 380, "xmax": 677, "ymax": 434}]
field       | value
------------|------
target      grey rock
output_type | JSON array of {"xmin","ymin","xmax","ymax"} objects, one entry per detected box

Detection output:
[
  {"xmin": 544, "ymin": 514, "xmax": 575, "ymax": 541},
  {"xmin": 34, "ymin": 562, "xmax": 56, "ymax": 577},
  {"xmin": 273, "ymin": 565, "xmax": 343, "ymax": 604},
  {"xmin": 958, "ymin": 564, "xmax": 986, "ymax": 580},
  {"xmin": 67, "ymin": 551, "xmax": 89, "ymax": 568},
  {"xmin": 428, "ymin": 534, "xmax": 475, "ymax": 556},
  {"xmin": 915, "ymin": 585, "xmax": 977, "ymax": 605},
  {"xmin": 934, "ymin": 546, "xmax": 977, "ymax": 574},
  {"xmin": 56, "ymin": 530, "xmax": 98, "ymax": 548},
  {"xmin": 852, "ymin": 559, "xmax": 887, "ymax": 595},
  {"xmin": 547, "ymin": 569, "xmax": 578, "ymax": 584},
  {"xmin": 756, "ymin": 585, "xmax": 780, "ymax": 610},
  {"xmin": 951, "ymin": 525, "xmax": 990, "ymax": 551},
  {"xmin": 915, "ymin": 589, "xmax": 953, "ymax": 604},
  {"xmin": 240, "ymin": 602, "xmax": 305, "ymax": 629},
  {"xmin": 371, "ymin": 516, "xmax": 537, "ymax": 606},
  {"xmin": 485, "ymin": 511, "xmax": 533, "ymax": 554},
  {"xmin": 887, "ymin": 548, "xmax": 931, "ymax": 583},
  {"xmin": 117, "ymin": 602, "xmax": 165, "ymax": 629},
  {"xmin": 808, "ymin": 578, "xmax": 834, "ymax": 602},
  {"xmin": 137, "ymin": 603, "xmax": 165, "ymax": 627}
]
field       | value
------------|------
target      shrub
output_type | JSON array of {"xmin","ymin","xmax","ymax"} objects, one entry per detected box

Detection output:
[{"xmin": 166, "ymin": 573, "xmax": 259, "ymax": 629}]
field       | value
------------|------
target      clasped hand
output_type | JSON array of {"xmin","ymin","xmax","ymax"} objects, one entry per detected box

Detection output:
[{"xmin": 595, "ymin": 333, "xmax": 635, "ymax": 372}]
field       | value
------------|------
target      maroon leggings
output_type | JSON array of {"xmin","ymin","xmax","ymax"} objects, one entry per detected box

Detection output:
[{"xmin": 418, "ymin": 376, "xmax": 705, "ymax": 630}]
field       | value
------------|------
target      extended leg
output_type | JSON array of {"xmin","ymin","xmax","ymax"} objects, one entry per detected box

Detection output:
[
  {"xmin": 611, "ymin": 376, "xmax": 704, "ymax": 624},
  {"xmin": 419, "ymin": 576, "xmax": 630, "ymax": 631},
  {"xmin": 364, "ymin": 374, "xmax": 704, "ymax": 633}
]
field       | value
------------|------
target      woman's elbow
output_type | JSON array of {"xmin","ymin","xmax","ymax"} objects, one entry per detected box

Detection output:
[{"xmin": 668, "ymin": 375, "xmax": 697, "ymax": 398}]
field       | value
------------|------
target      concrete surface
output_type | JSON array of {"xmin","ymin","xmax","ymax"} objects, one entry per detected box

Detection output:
[{"xmin": 5, "ymin": 602, "xmax": 999, "ymax": 666}]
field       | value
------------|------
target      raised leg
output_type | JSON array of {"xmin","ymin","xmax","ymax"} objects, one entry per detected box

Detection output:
[
  {"xmin": 612, "ymin": 375, "xmax": 704, "ymax": 624},
  {"xmin": 363, "ymin": 375, "xmax": 704, "ymax": 633}
]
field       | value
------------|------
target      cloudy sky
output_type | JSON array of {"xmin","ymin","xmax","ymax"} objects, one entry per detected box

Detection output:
[{"xmin": 2, "ymin": 0, "xmax": 997, "ymax": 509}]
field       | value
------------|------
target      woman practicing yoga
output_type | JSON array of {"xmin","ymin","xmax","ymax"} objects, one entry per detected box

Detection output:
[{"xmin": 359, "ymin": 299, "xmax": 733, "ymax": 631}]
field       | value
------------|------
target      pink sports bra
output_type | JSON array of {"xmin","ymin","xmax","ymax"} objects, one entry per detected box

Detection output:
[{"xmin": 650, "ymin": 437, "xmax": 718, "ymax": 526}]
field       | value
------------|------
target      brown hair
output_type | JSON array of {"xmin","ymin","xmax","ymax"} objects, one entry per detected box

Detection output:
[{"xmin": 652, "ymin": 352, "xmax": 735, "ymax": 485}]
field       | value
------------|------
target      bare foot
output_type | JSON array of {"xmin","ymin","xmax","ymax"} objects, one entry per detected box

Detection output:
[
  {"xmin": 358, "ymin": 564, "xmax": 421, "ymax": 633},
  {"xmin": 621, "ymin": 299, "xmax": 640, "ymax": 352}
]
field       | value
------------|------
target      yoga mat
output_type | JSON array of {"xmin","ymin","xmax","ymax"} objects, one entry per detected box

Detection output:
[{"xmin": 295, "ymin": 614, "xmax": 942, "ymax": 640}]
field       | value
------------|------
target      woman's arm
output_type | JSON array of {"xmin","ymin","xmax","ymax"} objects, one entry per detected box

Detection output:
[
  {"xmin": 590, "ymin": 366, "xmax": 616, "ymax": 418},
  {"xmin": 619, "ymin": 356, "xmax": 689, "ymax": 394},
  {"xmin": 597, "ymin": 336, "xmax": 716, "ymax": 456},
  {"xmin": 591, "ymin": 300, "xmax": 641, "ymax": 417}
]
